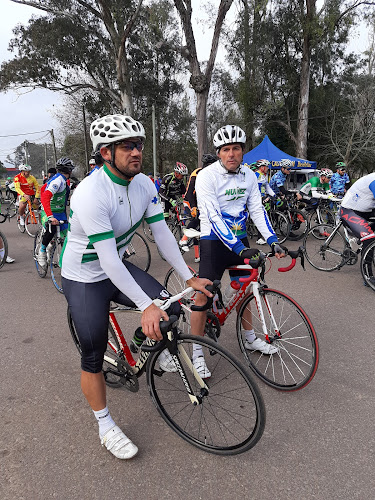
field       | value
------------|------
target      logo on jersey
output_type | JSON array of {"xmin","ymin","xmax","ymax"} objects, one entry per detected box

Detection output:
[
  {"xmin": 118, "ymin": 196, "xmax": 123, "ymax": 205},
  {"xmin": 151, "ymin": 196, "xmax": 158, "ymax": 204},
  {"xmin": 225, "ymin": 188, "xmax": 246, "ymax": 201}
]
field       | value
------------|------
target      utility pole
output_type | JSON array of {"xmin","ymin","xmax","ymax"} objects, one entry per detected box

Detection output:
[
  {"xmin": 152, "ymin": 104, "xmax": 157, "ymax": 182},
  {"xmin": 83, "ymin": 105, "xmax": 89, "ymax": 173},
  {"xmin": 50, "ymin": 130, "xmax": 57, "ymax": 163}
]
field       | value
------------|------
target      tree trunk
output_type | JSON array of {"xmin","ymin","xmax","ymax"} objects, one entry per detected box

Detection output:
[{"xmin": 196, "ymin": 90, "xmax": 209, "ymax": 163}]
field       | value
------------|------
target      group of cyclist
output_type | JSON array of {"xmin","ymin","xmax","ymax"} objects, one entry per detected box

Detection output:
[{"xmin": 3, "ymin": 110, "xmax": 374, "ymax": 462}]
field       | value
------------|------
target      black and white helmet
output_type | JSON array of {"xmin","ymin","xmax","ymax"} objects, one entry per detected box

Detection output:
[
  {"xmin": 213, "ymin": 125, "xmax": 246, "ymax": 151},
  {"xmin": 56, "ymin": 157, "xmax": 75, "ymax": 173},
  {"xmin": 90, "ymin": 114, "xmax": 146, "ymax": 151},
  {"xmin": 19, "ymin": 163, "xmax": 31, "ymax": 171},
  {"xmin": 280, "ymin": 159, "xmax": 294, "ymax": 169}
]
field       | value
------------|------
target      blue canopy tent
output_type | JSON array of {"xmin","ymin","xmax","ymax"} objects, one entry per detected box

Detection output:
[{"xmin": 242, "ymin": 135, "xmax": 317, "ymax": 170}]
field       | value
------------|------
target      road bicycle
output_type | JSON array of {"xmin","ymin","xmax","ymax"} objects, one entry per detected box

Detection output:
[
  {"xmin": 34, "ymin": 221, "xmax": 65, "ymax": 293},
  {"xmin": 164, "ymin": 248, "xmax": 319, "ymax": 391},
  {"xmin": 281, "ymin": 195, "xmax": 309, "ymax": 241},
  {"xmin": 158, "ymin": 204, "xmax": 191, "ymax": 260},
  {"xmin": 0, "ymin": 231, "xmax": 8, "ymax": 269},
  {"xmin": 303, "ymin": 217, "xmax": 375, "ymax": 291},
  {"xmin": 122, "ymin": 231, "xmax": 151, "ymax": 272},
  {"xmin": 17, "ymin": 199, "xmax": 41, "ymax": 237},
  {"xmin": 68, "ymin": 284, "xmax": 266, "ymax": 455}
]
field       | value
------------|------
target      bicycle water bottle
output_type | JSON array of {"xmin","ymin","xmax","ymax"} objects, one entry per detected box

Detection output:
[
  {"xmin": 130, "ymin": 326, "xmax": 146, "ymax": 353},
  {"xmin": 212, "ymin": 293, "xmax": 224, "ymax": 314},
  {"xmin": 223, "ymin": 281, "xmax": 241, "ymax": 307}
]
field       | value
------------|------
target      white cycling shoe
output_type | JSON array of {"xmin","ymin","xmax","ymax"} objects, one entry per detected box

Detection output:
[
  {"xmin": 6, "ymin": 256, "xmax": 15, "ymax": 263},
  {"xmin": 245, "ymin": 337, "xmax": 278, "ymax": 355},
  {"xmin": 158, "ymin": 349, "xmax": 177, "ymax": 372},
  {"xmin": 37, "ymin": 250, "xmax": 47, "ymax": 267},
  {"xmin": 193, "ymin": 356, "xmax": 211, "ymax": 379},
  {"xmin": 101, "ymin": 425, "xmax": 138, "ymax": 459},
  {"xmin": 256, "ymin": 238, "xmax": 266, "ymax": 245}
]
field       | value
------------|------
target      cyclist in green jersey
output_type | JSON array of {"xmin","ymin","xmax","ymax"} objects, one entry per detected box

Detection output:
[{"xmin": 297, "ymin": 168, "xmax": 334, "ymax": 204}]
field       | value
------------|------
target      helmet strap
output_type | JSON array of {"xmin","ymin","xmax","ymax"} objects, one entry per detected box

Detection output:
[{"xmin": 107, "ymin": 144, "xmax": 132, "ymax": 179}]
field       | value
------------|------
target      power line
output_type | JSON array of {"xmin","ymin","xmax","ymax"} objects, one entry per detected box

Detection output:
[{"xmin": 0, "ymin": 129, "xmax": 51, "ymax": 138}]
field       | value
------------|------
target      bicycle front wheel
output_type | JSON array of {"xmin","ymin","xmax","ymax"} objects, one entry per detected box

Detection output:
[
  {"xmin": 303, "ymin": 224, "xmax": 347, "ymax": 271},
  {"xmin": 147, "ymin": 334, "xmax": 265, "ymax": 455},
  {"xmin": 122, "ymin": 232, "xmax": 151, "ymax": 272},
  {"xmin": 50, "ymin": 240, "xmax": 64, "ymax": 293},
  {"xmin": 25, "ymin": 212, "xmax": 41, "ymax": 237},
  {"xmin": 268, "ymin": 210, "xmax": 290, "ymax": 244},
  {"xmin": 164, "ymin": 267, "xmax": 197, "ymax": 335},
  {"xmin": 34, "ymin": 229, "xmax": 48, "ymax": 278},
  {"xmin": 0, "ymin": 231, "xmax": 8, "ymax": 269},
  {"xmin": 361, "ymin": 240, "xmax": 375, "ymax": 292},
  {"xmin": 237, "ymin": 289, "xmax": 319, "ymax": 391},
  {"xmin": 287, "ymin": 209, "xmax": 308, "ymax": 240},
  {"xmin": 142, "ymin": 219, "xmax": 155, "ymax": 243}
]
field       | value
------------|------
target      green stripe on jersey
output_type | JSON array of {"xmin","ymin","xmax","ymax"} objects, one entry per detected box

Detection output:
[
  {"xmin": 145, "ymin": 213, "xmax": 164, "ymax": 224},
  {"xmin": 88, "ymin": 230, "xmax": 115, "ymax": 244},
  {"xmin": 103, "ymin": 164, "xmax": 130, "ymax": 186}
]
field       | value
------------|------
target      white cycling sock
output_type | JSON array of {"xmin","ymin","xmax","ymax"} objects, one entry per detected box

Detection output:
[
  {"xmin": 192, "ymin": 343, "xmax": 204, "ymax": 361},
  {"xmin": 93, "ymin": 407, "xmax": 116, "ymax": 437},
  {"xmin": 244, "ymin": 329, "xmax": 256, "ymax": 343}
]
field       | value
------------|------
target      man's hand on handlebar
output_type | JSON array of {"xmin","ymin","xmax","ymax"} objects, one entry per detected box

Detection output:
[
  {"xmin": 271, "ymin": 242, "xmax": 287, "ymax": 259},
  {"xmin": 186, "ymin": 276, "xmax": 213, "ymax": 298},
  {"xmin": 141, "ymin": 303, "xmax": 169, "ymax": 341},
  {"xmin": 48, "ymin": 216, "xmax": 60, "ymax": 225},
  {"xmin": 239, "ymin": 247, "xmax": 262, "ymax": 262}
]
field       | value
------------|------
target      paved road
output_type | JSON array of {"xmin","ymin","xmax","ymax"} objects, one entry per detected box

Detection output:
[{"xmin": 1, "ymin": 219, "xmax": 374, "ymax": 500}]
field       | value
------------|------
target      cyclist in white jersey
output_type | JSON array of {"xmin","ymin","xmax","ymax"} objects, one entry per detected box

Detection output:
[
  {"xmin": 190, "ymin": 124, "xmax": 286, "ymax": 378},
  {"xmin": 61, "ymin": 114, "xmax": 211, "ymax": 460}
]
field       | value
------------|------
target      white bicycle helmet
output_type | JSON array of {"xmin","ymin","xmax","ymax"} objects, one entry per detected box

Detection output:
[
  {"xmin": 90, "ymin": 114, "xmax": 146, "ymax": 151},
  {"xmin": 280, "ymin": 159, "xmax": 294, "ymax": 169},
  {"xmin": 174, "ymin": 162, "xmax": 188, "ymax": 175},
  {"xmin": 256, "ymin": 159, "xmax": 270, "ymax": 168},
  {"xmin": 318, "ymin": 168, "xmax": 333, "ymax": 179},
  {"xmin": 19, "ymin": 163, "xmax": 31, "ymax": 171},
  {"xmin": 213, "ymin": 125, "xmax": 246, "ymax": 150},
  {"xmin": 89, "ymin": 159, "xmax": 96, "ymax": 165}
]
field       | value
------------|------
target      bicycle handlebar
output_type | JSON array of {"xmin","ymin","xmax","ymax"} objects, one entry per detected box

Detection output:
[
  {"xmin": 190, "ymin": 280, "xmax": 221, "ymax": 312},
  {"xmin": 140, "ymin": 315, "xmax": 179, "ymax": 353}
]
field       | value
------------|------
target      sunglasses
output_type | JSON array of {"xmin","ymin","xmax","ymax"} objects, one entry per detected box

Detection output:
[{"xmin": 115, "ymin": 141, "xmax": 144, "ymax": 152}]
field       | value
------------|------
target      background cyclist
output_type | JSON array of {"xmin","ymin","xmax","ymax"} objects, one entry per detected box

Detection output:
[
  {"xmin": 37, "ymin": 157, "xmax": 75, "ymax": 267},
  {"xmin": 330, "ymin": 162, "xmax": 351, "ymax": 198},
  {"xmin": 61, "ymin": 114, "xmax": 211, "ymax": 460},
  {"xmin": 253, "ymin": 159, "xmax": 276, "ymax": 245},
  {"xmin": 191, "ymin": 124, "xmax": 286, "ymax": 378},
  {"xmin": 269, "ymin": 158, "xmax": 294, "ymax": 197},
  {"xmin": 14, "ymin": 164, "xmax": 40, "ymax": 226},
  {"xmin": 158, "ymin": 162, "xmax": 188, "ymax": 219}
]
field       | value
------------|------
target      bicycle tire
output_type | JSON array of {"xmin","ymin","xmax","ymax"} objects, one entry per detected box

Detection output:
[
  {"xmin": 122, "ymin": 232, "xmax": 151, "ymax": 272},
  {"xmin": 17, "ymin": 215, "xmax": 26, "ymax": 233},
  {"xmin": 287, "ymin": 209, "xmax": 308, "ymax": 241},
  {"xmin": 50, "ymin": 240, "xmax": 64, "ymax": 293},
  {"xmin": 303, "ymin": 224, "xmax": 347, "ymax": 271},
  {"xmin": 158, "ymin": 222, "xmax": 183, "ymax": 261},
  {"xmin": 25, "ymin": 211, "xmax": 40, "ymax": 237},
  {"xmin": 268, "ymin": 210, "xmax": 290, "ymax": 244},
  {"xmin": 360, "ymin": 240, "xmax": 375, "ymax": 292},
  {"xmin": 236, "ymin": 288, "xmax": 319, "ymax": 391},
  {"xmin": 0, "ymin": 231, "xmax": 8, "ymax": 269},
  {"xmin": 8, "ymin": 202, "xmax": 17, "ymax": 218},
  {"xmin": 142, "ymin": 219, "xmax": 155, "ymax": 243},
  {"xmin": 164, "ymin": 266, "xmax": 197, "ymax": 334},
  {"xmin": 34, "ymin": 229, "xmax": 48, "ymax": 278},
  {"xmin": 146, "ymin": 333, "xmax": 265, "ymax": 455},
  {"xmin": 0, "ymin": 213, "xmax": 6, "ymax": 223}
]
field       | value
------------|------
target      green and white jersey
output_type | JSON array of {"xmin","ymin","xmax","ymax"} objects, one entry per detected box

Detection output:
[
  {"xmin": 300, "ymin": 176, "xmax": 330, "ymax": 198},
  {"xmin": 61, "ymin": 165, "xmax": 163, "ymax": 283}
]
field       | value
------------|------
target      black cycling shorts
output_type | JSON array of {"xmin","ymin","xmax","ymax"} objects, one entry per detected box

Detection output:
[
  {"xmin": 198, "ymin": 237, "xmax": 251, "ymax": 282},
  {"xmin": 62, "ymin": 261, "xmax": 180, "ymax": 373}
]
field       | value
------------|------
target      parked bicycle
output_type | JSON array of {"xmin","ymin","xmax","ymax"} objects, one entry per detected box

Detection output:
[
  {"xmin": 121, "ymin": 231, "xmax": 151, "ymax": 272},
  {"xmin": 164, "ymin": 248, "xmax": 319, "ymax": 391},
  {"xmin": 17, "ymin": 198, "xmax": 41, "ymax": 237},
  {"xmin": 0, "ymin": 199, "xmax": 17, "ymax": 223},
  {"xmin": 246, "ymin": 199, "xmax": 291, "ymax": 244},
  {"xmin": 68, "ymin": 283, "xmax": 265, "ymax": 455}
]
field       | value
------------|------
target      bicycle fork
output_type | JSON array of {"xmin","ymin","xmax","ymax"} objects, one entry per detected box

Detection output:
[{"xmin": 252, "ymin": 283, "xmax": 281, "ymax": 343}]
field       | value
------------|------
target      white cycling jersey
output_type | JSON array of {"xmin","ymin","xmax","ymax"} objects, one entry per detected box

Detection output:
[
  {"xmin": 61, "ymin": 165, "xmax": 192, "ymax": 310},
  {"xmin": 196, "ymin": 160, "xmax": 277, "ymax": 254},
  {"xmin": 341, "ymin": 173, "xmax": 375, "ymax": 212}
]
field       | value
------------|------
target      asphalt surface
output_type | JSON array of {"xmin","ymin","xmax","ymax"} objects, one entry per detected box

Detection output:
[{"xmin": 1, "ymin": 219, "xmax": 374, "ymax": 500}]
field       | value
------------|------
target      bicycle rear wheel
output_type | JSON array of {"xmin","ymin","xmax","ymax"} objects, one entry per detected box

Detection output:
[
  {"xmin": 164, "ymin": 267, "xmax": 197, "ymax": 335},
  {"xmin": 361, "ymin": 240, "xmax": 375, "ymax": 292},
  {"xmin": 303, "ymin": 224, "xmax": 347, "ymax": 271},
  {"xmin": 50, "ymin": 240, "xmax": 64, "ymax": 293},
  {"xmin": 25, "ymin": 211, "xmax": 41, "ymax": 237},
  {"xmin": 147, "ymin": 334, "xmax": 265, "ymax": 455},
  {"xmin": 236, "ymin": 289, "xmax": 318, "ymax": 391},
  {"xmin": 158, "ymin": 222, "xmax": 183, "ymax": 261},
  {"xmin": 122, "ymin": 232, "xmax": 151, "ymax": 272},
  {"xmin": 34, "ymin": 229, "xmax": 48, "ymax": 278},
  {"xmin": 0, "ymin": 231, "xmax": 8, "ymax": 269}
]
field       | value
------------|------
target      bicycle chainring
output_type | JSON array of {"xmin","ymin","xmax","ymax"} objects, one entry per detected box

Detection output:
[
  {"xmin": 204, "ymin": 312, "xmax": 221, "ymax": 342},
  {"xmin": 343, "ymin": 248, "xmax": 358, "ymax": 266},
  {"xmin": 104, "ymin": 358, "xmax": 139, "ymax": 393}
]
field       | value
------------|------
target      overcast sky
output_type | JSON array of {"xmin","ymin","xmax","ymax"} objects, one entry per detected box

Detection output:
[{"xmin": 0, "ymin": 0, "xmax": 370, "ymax": 167}]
